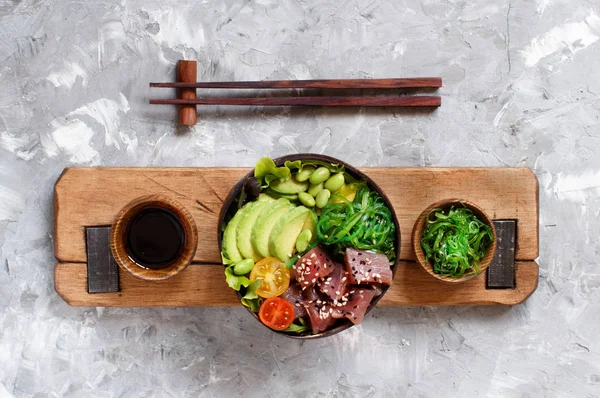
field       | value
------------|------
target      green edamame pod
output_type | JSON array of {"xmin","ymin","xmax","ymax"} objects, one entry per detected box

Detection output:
[
  {"xmin": 315, "ymin": 189, "xmax": 331, "ymax": 208},
  {"xmin": 324, "ymin": 173, "xmax": 345, "ymax": 192},
  {"xmin": 295, "ymin": 165, "xmax": 316, "ymax": 182},
  {"xmin": 309, "ymin": 167, "xmax": 331, "ymax": 185},
  {"xmin": 295, "ymin": 229, "xmax": 312, "ymax": 253},
  {"xmin": 308, "ymin": 182, "xmax": 324, "ymax": 197},
  {"xmin": 233, "ymin": 258, "xmax": 254, "ymax": 275},
  {"xmin": 298, "ymin": 192, "xmax": 315, "ymax": 207}
]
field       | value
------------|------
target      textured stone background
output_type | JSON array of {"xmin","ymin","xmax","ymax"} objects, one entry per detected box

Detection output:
[{"xmin": 1, "ymin": 0, "xmax": 599, "ymax": 396}]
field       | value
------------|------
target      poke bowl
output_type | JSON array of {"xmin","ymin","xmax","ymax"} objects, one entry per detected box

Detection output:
[{"xmin": 218, "ymin": 154, "xmax": 401, "ymax": 339}]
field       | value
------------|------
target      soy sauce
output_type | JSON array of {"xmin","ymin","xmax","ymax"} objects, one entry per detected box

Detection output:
[{"xmin": 126, "ymin": 207, "xmax": 184, "ymax": 269}]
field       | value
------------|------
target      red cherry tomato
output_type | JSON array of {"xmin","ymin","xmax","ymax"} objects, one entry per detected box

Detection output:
[{"xmin": 258, "ymin": 297, "xmax": 295, "ymax": 331}]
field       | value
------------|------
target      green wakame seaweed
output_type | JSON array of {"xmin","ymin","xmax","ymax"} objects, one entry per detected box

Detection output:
[{"xmin": 420, "ymin": 205, "xmax": 494, "ymax": 278}]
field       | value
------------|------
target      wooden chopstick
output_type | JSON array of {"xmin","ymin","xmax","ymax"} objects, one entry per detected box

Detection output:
[
  {"xmin": 150, "ymin": 77, "xmax": 442, "ymax": 89},
  {"xmin": 149, "ymin": 96, "xmax": 441, "ymax": 107}
]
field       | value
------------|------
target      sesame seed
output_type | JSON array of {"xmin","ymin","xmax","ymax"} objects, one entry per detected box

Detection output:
[
  {"xmin": 335, "ymin": 291, "xmax": 341, "ymax": 295},
  {"xmin": 359, "ymin": 290, "xmax": 364, "ymax": 293},
  {"xmin": 341, "ymin": 277, "xmax": 347, "ymax": 282},
  {"xmin": 311, "ymin": 278, "xmax": 316, "ymax": 283}
]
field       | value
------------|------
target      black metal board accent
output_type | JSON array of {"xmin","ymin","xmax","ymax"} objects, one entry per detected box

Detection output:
[{"xmin": 86, "ymin": 227, "xmax": 119, "ymax": 293}]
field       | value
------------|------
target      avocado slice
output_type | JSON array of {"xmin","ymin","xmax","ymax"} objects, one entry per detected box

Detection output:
[
  {"xmin": 257, "ymin": 193, "xmax": 275, "ymax": 202},
  {"xmin": 269, "ymin": 177, "xmax": 309, "ymax": 195},
  {"xmin": 221, "ymin": 203, "xmax": 252, "ymax": 264},
  {"xmin": 236, "ymin": 200, "xmax": 271, "ymax": 261},
  {"xmin": 268, "ymin": 206, "xmax": 310, "ymax": 261},
  {"xmin": 264, "ymin": 188, "xmax": 298, "ymax": 201},
  {"xmin": 302, "ymin": 209, "xmax": 318, "ymax": 240},
  {"xmin": 251, "ymin": 199, "xmax": 294, "ymax": 258}
]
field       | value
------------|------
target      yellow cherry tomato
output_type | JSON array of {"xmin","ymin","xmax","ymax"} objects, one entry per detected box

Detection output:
[{"xmin": 249, "ymin": 257, "xmax": 291, "ymax": 298}]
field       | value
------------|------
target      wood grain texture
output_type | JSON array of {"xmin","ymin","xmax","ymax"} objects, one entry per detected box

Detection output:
[
  {"xmin": 150, "ymin": 77, "xmax": 443, "ymax": 89},
  {"xmin": 149, "ymin": 96, "xmax": 441, "ymax": 107},
  {"xmin": 54, "ymin": 167, "xmax": 539, "ymax": 264},
  {"xmin": 177, "ymin": 60, "xmax": 197, "ymax": 125},
  {"xmin": 54, "ymin": 261, "xmax": 538, "ymax": 307}
]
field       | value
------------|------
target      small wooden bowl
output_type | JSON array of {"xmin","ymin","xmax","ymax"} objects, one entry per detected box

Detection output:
[
  {"xmin": 412, "ymin": 199, "xmax": 496, "ymax": 283},
  {"xmin": 111, "ymin": 195, "xmax": 198, "ymax": 281},
  {"xmin": 218, "ymin": 153, "xmax": 401, "ymax": 339}
]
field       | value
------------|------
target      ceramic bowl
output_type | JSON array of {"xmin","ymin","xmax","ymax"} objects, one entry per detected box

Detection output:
[
  {"xmin": 111, "ymin": 194, "xmax": 198, "ymax": 281},
  {"xmin": 217, "ymin": 154, "xmax": 401, "ymax": 339}
]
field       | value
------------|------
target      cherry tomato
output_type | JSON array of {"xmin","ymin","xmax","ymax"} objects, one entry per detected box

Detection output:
[
  {"xmin": 258, "ymin": 297, "xmax": 295, "ymax": 331},
  {"xmin": 249, "ymin": 257, "xmax": 291, "ymax": 298}
]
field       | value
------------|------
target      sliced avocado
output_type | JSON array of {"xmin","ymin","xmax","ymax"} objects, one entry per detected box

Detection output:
[
  {"xmin": 264, "ymin": 188, "xmax": 299, "ymax": 201},
  {"xmin": 302, "ymin": 209, "xmax": 318, "ymax": 241},
  {"xmin": 268, "ymin": 206, "xmax": 310, "ymax": 261},
  {"xmin": 257, "ymin": 193, "xmax": 275, "ymax": 202},
  {"xmin": 251, "ymin": 199, "xmax": 294, "ymax": 258},
  {"xmin": 222, "ymin": 203, "xmax": 252, "ymax": 264},
  {"xmin": 236, "ymin": 200, "xmax": 271, "ymax": 261},
  {"xmin": 269, "ymin": 176, "xmax": 309, "ymax": 195}
]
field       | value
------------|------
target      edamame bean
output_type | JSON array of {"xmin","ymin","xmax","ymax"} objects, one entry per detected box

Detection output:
[
  {"xmin": 233, "ymin": 258, "xmax": 254, "ymax": 275},
  {"xmin": 298, "ymin": 192, "xmax": 315, "ymax": 207},
  {"xmin": 295, "ymin": 166, "xmax": 316, "ymax": 182},
  {"xmin": 295, "ymin": 229, "xmax": 312, "ymax": 252},
  {"xmin": 324, "ymin": 173, "xmax": 345, "ymax": 192},
  {"xmin": 315, "ymin": 189, "xmax": 331, "ymax": 208},
  {"xmin": 308, "ymin": 182, "xmax": 324, "ymax": 197},
  {"xmin": 309, "ymin": 167, "xmax": 331, "ymax": 185}
]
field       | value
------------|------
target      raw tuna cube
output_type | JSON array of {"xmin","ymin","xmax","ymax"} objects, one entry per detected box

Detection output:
[
  {"xmin": 332, "ymin": 288, "xmax": 377, "ymax": 324},
  {"xmin": 317, "ymin": 261, "xmax": 349, "ymax": 301},
  {"xmin": 306, "ymin": 301, "xmax": 337, "ymax": 334},
  {"xmin": 280, "ymin": 282, "xmax": 308, "ymax": 319},
  {"xmin": 344, "ymin": 248, "xmax": 393, "ymax": 285},
  {"xmin": 294, "ymin": 246, "xmax": 334, "ymax": 289}
]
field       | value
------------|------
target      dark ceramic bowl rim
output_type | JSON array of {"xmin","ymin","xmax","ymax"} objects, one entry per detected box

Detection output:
[{"xmin": 217, "ymin": 154, "xmax": 401, "ymax": 339}]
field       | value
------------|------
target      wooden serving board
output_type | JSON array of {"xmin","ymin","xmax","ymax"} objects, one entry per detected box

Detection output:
[{"xmin": 54, "ymin": 167, "xmax": 539, "ymax": 307}]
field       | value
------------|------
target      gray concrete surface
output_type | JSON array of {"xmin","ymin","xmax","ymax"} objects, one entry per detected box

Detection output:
[{"xmin": 1, "ymin": 0, "xmax": 599, "ymax": 396}]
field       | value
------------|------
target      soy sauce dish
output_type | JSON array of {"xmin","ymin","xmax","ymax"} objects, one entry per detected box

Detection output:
[{"xmin": 217, "ymin": 154, "xmax": 400, "ymax": 339}]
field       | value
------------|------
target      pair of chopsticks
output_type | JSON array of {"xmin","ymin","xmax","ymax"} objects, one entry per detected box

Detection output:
[
  {"xmin": 149, "ymin": 78, "xmax": 442, "ymax": 107},
  {"xmin": 149, "ymin": 60, "xmax": 441, "ymax": 125}
]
